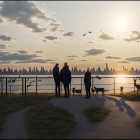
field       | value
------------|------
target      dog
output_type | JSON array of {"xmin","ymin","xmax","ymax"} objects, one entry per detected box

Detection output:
[
  {"xmin": 72, "ymin": 88, "xmax": 82, "ymax": 95},
  {"xmin": 91, "ymin": 87, "xmax": 95, "ymax": 95},
  {"xmin": 92, "ymin": 86, "xmax": 104, "ymax": 96},
  {"xmin": 134, "ymin": 80, "xmax": 140, "ymax": 91}
]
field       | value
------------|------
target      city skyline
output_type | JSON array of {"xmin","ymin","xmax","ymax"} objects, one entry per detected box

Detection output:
[
  {"xmin": 0, "ymin": 1, "xmax": 140, "ymax": 70},
  {"xmin": 0, "ymin": 63, "xmax": 140, "ymax": 75}
]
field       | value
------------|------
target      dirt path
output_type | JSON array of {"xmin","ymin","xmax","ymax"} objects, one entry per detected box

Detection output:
[
  {"xmin": 0, "ymin": 107, "xmax": 29, "ymax": 139},
  {"xmin": 49, "ymin": 96, "xmax": 140, "ymax": 139}
]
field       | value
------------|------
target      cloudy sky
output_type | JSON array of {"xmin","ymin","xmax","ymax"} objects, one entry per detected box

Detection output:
[{"xmin": 0, "ymin": 1, "xmax": 140, "ymax": 70}]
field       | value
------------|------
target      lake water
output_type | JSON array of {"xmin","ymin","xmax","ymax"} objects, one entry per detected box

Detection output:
[{"xmin": 0, "ymin": 75, "xmax": 140, "ymax": 95}]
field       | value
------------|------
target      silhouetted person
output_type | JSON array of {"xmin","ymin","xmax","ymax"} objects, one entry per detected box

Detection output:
[
  {"xmin": 53, "ymin": 63, "xmax": 60, "ymax": 97},
  {"xmin": 84, "ymin": 69, "xmax": 91, "ymax": 98},
  {"xmin": 60, "ymin": 63, "xmax": 71, "ymax": 98}
]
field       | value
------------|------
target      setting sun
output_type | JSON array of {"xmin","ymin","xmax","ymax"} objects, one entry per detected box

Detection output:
[{"xmin": 116, "ymin": 15, "xmax": 127, "ymax": 29}]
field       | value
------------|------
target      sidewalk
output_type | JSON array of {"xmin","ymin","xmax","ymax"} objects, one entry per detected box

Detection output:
[
  {"xmin": 49, "ymin": 96, "xmax": 140, "ymax": 139},
  {"xmin": 0, "ymin": 107, "xmax": 29, "ymax": 139}
]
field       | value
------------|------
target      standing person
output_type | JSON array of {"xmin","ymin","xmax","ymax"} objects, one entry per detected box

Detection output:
[
  {"xmin": 53, "ymin": 63, "xmax": 60, "ymax": 97},
  {"xmin": 60, "ymin": 63, "xmax": 71, "ymax": 98},
  {"xmin": 84, "ymin": 69, "xmax": 91, "ymax": 98}
]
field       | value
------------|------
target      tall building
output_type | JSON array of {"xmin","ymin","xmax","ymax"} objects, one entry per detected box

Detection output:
[{"xmin": 106, "ymin": 63, "xmax": 109, "ymax": 73}]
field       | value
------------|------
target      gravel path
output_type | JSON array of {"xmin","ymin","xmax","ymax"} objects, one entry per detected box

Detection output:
[
  {"xmin": 0, "ymin": 107, "xmax": 29, "ymax": 139},
  {"xmin": 49, "ymin": 96, "xmax": 140, "ymax": 139}
]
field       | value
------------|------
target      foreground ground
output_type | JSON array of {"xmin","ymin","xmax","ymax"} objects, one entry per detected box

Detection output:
[
  {"xmin": 0, "ymin": 93, "xmax": 140, "ymax": 139},
  {"xmin": 0, "ymin": 94, "xmax": 76, "ymax": 139},
  {"xmin": 49, "ymin": 95, "xmax": 140, "ymax": 139}
]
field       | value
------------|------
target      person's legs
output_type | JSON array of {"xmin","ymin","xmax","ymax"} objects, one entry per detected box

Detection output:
[
  {"xmin": 87, "ymin": 88, "xmax": 89, "ymax": 98},
  {"xmin": 88, "ymin": 87, "xmax": 90, "ymax": 98},
  {"xmin": 58, "ymin": 83, "xmax": 60, "ymax": 97},
  {"xmin": 85, "ymin": 87, "xmax": 88, "ymax": 98},
  {"xmin": 64, "ymin": 84, "xmax": 67, "ymax": 97},
  {"xmin": 67, "ymin": 84, "xmax": 69, "ymax": 98},
  {"xmin": 86, "ymin": 87, "xmax": 90, "ymax": 98},
  {"xmin": 55, "ymin": 84, "xmax": 57, "ymax": 97}
]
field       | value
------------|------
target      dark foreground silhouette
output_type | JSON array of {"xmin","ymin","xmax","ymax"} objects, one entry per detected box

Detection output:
[{"xmin": 84, "ymin": 69, "xmax": 91, "ymax": 98}]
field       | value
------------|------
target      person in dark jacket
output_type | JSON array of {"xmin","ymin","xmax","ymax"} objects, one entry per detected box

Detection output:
[
  {"xmin": 84, "ymin": 69, "xmax": 91, "ymax": 98},
  {"xmin": 53, "ymin": 63, "xmax": 60, "ymax": 97},
  {"xmin": 60, "ymin": 63, "xmax": 71, "ymax": 98}
]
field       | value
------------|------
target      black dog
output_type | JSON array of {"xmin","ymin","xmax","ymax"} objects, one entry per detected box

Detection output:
[
  {"xmin": 92, "ymin": 87, "xmax": 104, "ymax": 96},
  {"xmin": 72, "ymin": 88, "xmax": 82, "ymax": 95}
]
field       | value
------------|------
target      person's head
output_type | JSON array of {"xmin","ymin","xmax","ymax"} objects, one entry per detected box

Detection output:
[
  {"xmin": 64, "ymin": 62, "xmax": 69, "ymax": 69},
  {"xmin": 86, "ymin": 68, "xmax": 90, "ymax": 72},
  {"xmin": 55, "ymin": 63, "xmax": 59, "ymax": 67},
  {"xmin": 64, "ymin": 62, "xmax": 68, "ymax": 66}
]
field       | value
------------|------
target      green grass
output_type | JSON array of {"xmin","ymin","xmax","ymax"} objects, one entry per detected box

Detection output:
[
  {"xmin": 136, "ymin": 117, "xmax": 140, "ymax": 129},
  {"xmin": 0, "ymin": 94, "xmax": 51, "ymax": 131},
  {"xmin": 0, "ymin": 94, "xmax": 76, "ymax": 139},
  {"xmin": 25, "ymin": 103, "xmax": 76, "ymax": 139},
  {"xmin": 83, "ymin": 106, "xmax": 110, "ymax": 122},
  {"xmin": 111, "ymin": 91, "xmax": 140, "ymax": 101}
]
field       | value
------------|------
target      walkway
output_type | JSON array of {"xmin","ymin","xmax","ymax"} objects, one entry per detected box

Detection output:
[
  {"xmin": 0, "ymin": 107, "xmax": 29, "ymax": 139},
  {"xmin": 49, "ymin": 96, "xmax": 140, "ymax": 139}
]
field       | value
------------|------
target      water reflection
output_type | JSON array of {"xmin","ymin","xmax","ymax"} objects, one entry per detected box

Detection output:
[{"xmin": 0, "ymin": 75, "xmax": 139, "ymax": 94}]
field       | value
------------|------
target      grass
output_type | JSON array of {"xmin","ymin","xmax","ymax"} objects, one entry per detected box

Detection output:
[
  {"xmin": 111, "ymin": 91, "xmax": 140, "ymax": 101},
  {"xmin": 83, "ymin": 106, "xmax": 110, "ymax": 122},
  {"xmin": 136, "ymin": 117, "xmax": 140, "ymax": 129},
  {"xmin": 0, "ymin": 94, "xmax": 51, "ymax": 131},
  {"xmin": 25, "ymin": 103, "xmax": 76, "ymax": 139},
  {"xmin": 0, "ymin": 94, "xmax": 76, "ymax": 139}
]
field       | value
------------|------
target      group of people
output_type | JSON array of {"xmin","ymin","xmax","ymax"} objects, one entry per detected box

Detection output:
[
  {"xmin": 53, "ymin": 63, "xmax": 91, "ymax": 98},
  {"xmin": 53, "ymin": 62, "xmax": 71, "ymax": 98}
]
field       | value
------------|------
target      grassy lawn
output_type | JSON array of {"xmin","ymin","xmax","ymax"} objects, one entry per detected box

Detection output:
[
  {"xmin": 0, "ymin": 94, "xmax": 76, "ymax": 139},
  {"xmin": 83, "ymin": 106, "xmax": 110, "ymax": 122},
  {"xmin": 25, "ymin": 102, "xmax": 76, "ymax": 139},
  {"xmin": 136, "ymin": 117, "xmax": 140, "ymax": 129},
  {"xmin": 0, "ymin": 94, "xmax": 51, "ymax": 131},
  {"xmin": 111, "ymin": 91, "xmax": 140, "ymax": 101}
]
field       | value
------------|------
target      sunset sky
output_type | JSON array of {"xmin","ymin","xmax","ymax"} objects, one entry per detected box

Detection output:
[{"xmin": 0, "ymin": 1, "xmax": 140, "ymax": 70}]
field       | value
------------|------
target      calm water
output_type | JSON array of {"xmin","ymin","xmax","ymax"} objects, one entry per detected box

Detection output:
[{"xmin": 0, "ymin": 75, "xmax": 140, "ymax": 95}]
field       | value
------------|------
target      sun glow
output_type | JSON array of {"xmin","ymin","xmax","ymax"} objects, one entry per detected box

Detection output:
[
  {"xmin": 116, "ymin": 15, "xmax": 127, "ymax": 29},
  {"xmin": 116, "ymin": 74, "xmax": 127, "ymax": 78}
]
